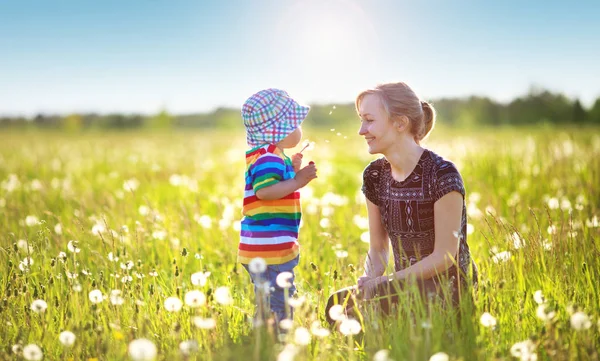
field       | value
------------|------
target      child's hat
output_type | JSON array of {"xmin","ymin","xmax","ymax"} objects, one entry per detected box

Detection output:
[{"xmin": 242, "ymin": 88, "xmax": 310, "ymax": 147}]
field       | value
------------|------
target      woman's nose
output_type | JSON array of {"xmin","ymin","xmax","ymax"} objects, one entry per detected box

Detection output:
[{"xmin": 358, "ymin": 123, "xmax": 367, "ymax": 136}]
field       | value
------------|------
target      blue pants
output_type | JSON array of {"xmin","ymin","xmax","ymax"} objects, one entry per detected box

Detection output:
[{"xmin": 243, "ymin": 255, "xmax": 299, "ymax": 323}]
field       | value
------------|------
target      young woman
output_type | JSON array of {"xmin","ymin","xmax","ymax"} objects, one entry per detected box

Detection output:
[{"xmin": 326, "ymin": 82, "xmax": 478, "ymax": 322}]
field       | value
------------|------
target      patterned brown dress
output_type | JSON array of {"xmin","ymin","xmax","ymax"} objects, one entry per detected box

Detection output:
[{"xmin": 362, "ymin": 149, "xmax": 478, "ymax": 295}]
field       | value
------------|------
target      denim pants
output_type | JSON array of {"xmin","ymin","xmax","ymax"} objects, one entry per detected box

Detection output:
[{"xmin": 243, "ymin": 255, "xmax": 299, "ymax": 323}]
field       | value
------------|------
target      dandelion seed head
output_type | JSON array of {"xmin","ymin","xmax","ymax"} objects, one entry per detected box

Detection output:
[
  {"xmin": 248, "ymin": 257, "xmax": 267, "ymax": 274},
  {"xmin": 110, "ymin": 290, "xmax": 125, "ymax": 305},
  {"xmin": 191, "ymin": 271, "xmax": 211, "ymax": 286},
  {"xmin": 214, "ymin": 286, "xmax": 233, "ymax": 305},
  {"xmin": 479, "ymin": 312, "xmax": 497, "ymax": 328},
  {"xmin": 276, "ymin": 272, "xmax": 294, "ymax": 288},
  {"xmin": 570, "ymin": 311, "xmax": 592, "ymax": 330},
  {"xmin": 373, "ymin": 349, "xmax": 392, "ymax": 361},
  {"xmin": 23, "ymin": 344, "xmax": 43, "ymax": 361},
  {"xmin": 184, "ymin": 290, "xmax": 206, "ymax": 308},
  {"xmin": 88, "ymin": 289, "xmax": 103, "ymax": 304},
  {"xmin": 164, "ymin": 297, "xmax": 183, "ymax": 312},
  {"xmin": 179, "ymin": 340, "xmax": 199, "ymax": 356},
  {"xmin": 193, "ymin": 316, "xmax": 216, "ymax": 329},
  {"xmin": 533, "ymin": 290, "xmax": 545, "ymax": 304},
  {"xmin": 288, "ymin": 295, "xmax": 306, "ymax": 308},
  {"xmin": 429, "ymin": 352, "xmax": 449, "ymax": 361},
  {"xmin": 310, "ymin": 321, "xmax": 331, "ymax": 338},
  {"xmin": 30, "ymin": 299, "xmax": 48, "ymax": 314},
  {"xmin": 339, "ymin": 318, "xmax": 361, "ymax": 335},
  {"xmin": 279, "ymin": 319, "xmax": 294, "ymax": 331},
  {"xmin": 328, "ymin": 304, "xmax": 346, "ymax": 321},
  {"xmin": 294, "ymin": 327, "xmax": 311, "ymax": 345},
  {"xmin": 25, "ymin": 215, "xmax": 40, "ymax": 227},
  {"xmin": 128, "ymin": 338, "xmax": 157, "ymax": 361},
  {"xmin": 59, "ymin": 331, "xmax": 76, "ymax": 347}
]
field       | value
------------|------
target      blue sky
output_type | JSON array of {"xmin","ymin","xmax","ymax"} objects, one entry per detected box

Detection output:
[{"xmin": 1, "ymin": 0, "xmax": 598, "ymax": 116}]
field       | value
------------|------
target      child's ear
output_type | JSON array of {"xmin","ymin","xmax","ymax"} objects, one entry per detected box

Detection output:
[{"xmin": 392, "ymin": 115, "xmax": 409, "ymax": 133}]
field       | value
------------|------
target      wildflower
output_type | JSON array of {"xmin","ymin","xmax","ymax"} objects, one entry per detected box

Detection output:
[
  {"xmin": 214, "ymin": 287, "xmax": 233, "ymax": 305},
  {"xmin": 30, "ymin": 299, "xmax": 48, "ymax": 314},
  {"xmin": 547, "ymin": 225, "xmax": 557, "ymax": 235},
  {"xmin": 66, "ymin": 271, "xmax": 78, "ymax": 279},
  {"xmin": 248, "ymin": 257, "xmax": 267, "ymax": 274},
  {"xmin": 88, "ymin": 289, "xmax": 103, "ymax": 304},
  {"xmin": 121, "ymin": 275, "xmax": 133, "ymax": 283},
  {"xmin": 58, "ymin": 252, "xmax": 67, "ymax": 262},
  {"xmin": 491, "ymin": 251, "xmax": 511, "ymax": 263},
  {"xmin": 294, "ymin": 327, "xmax": 311, "ymax": 345},
  {"xmin": 72, "ymin": 283, "xmax": 82, "ymax": 292},
  {"xmin": 128, "ymin": 338, "xmax": 157, "ymax": 361},
  {"xmin": 149, "ymin": 271, "xmax": 158, "ymax": 277},
  {"xmin": 510, "ymin": 232, "xmax": 525, "ymax": 249},
  {"xmin": 533, "ymin": 290, "xmax": 545, "ymax": 304},
  {"xmin": 339, "ymin": 318, "xmax": 361, "ymax": 335},
  {"xmin": 164, "ymin": 297, "xmax": 183, "ymax": 312},
  {"xmin": 276, "ymin": 272, "xmax": 293, "ymax": 288},
  {"xmin": 479, "ymin": 312, "xmax": 497, "ymax": 328},
  {"xmin": 108, "ymin": 252, "xmax": 119, "ymax": 262},
  {"xmin": 335, "ymin": 250, "xmax": 349, "ymax": 258},
  {"xmin": 191, "ymin": 271, "xmax": 211, "ymax": 286},
  {"xmin": 193, "ymin": 317, "xmax": 216, "ymax": 329},
  {"xmin": 19, "ymin": 257, "xmax": 34, "ymax": 272},
  {"xmin": 67, "ymin": 240, "xmax": 80, "ymax": 253},
  {"xmin": 429, "ymin": 352, "xmax": 449, "ymax": 361},
  {"xmin": 570, "ymin": 311, "xmax": 592, "ymax": 330},
  {"xmin": 120, "ymin": 261, "xmax": 134, "ymax": 270},
  {"xmin": 25, "ymin": 215, "xmax": 40, "ymax": 227},
  {"xmin": 179, "ymin": 340, "xmax": 199, "ymax": 356},
  {"xmin": 22, "ymin": 344, "xmax": 43, "ymax": 361},
  {"xmin": 59, "ymin": 331, "xmax": 76, "ymax": 347},
  {"xmin": 328, "ymin": 304, "xmax": 346, "ymax": 321},
  {"xmin": 17, "ymin": 239, "xmax": 33, "ymax": 253},
  {"xmin": 310, "ymin": 321, "xmax": 331, "ymax": 338},
  {"xmin": 110, "ymin": 290, "xmax": 125, "ymax": 306},
  {"xmin": 184, "ymin": 290, "xmax": 206, "ymax": 308}
]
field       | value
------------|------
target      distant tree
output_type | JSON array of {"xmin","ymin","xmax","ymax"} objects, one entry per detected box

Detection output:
[
  {"xmin": 572, "ymin": 99, "xmax": 587, "ymax": 123},
  {"xmin": 149, "ymin": 109, "xmax": 173, "ymax": 129},
  {"xmin": 62, "ymin": 113, "xmax": 83, "ymax": 132},
  {"xmin": 589, "ymin": 98, "xmax": 600, "ymax": 124}
]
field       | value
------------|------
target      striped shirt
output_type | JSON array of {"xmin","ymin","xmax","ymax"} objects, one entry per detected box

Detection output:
[{"xmin": 238, "ymin": 144, "xmax": 301, "ymax": 265}]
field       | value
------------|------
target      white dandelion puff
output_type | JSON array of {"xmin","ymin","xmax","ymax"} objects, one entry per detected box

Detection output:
[
  {"xmin": 30, "ymin": 299, "xmax": 48, "ymax": 314},
  {"xmin": 109, "ymin": 290, "xmax": 125, "ymax": 305},
  {"xmin": 193, "ymin": 316, "xmax": 216, "ymax": 329},
  {"xmin": 164, "ymin": 297, "xmax": 183, "ymax": 312},
  {"xmin": 190, "ymin": 271, "xmax": 211, "ymax": 286},
  {"xmin": 25, "ymin": 215, "xmax": 40, "ymax": 227},
  {"xmin": 294, "ymin": 327, "xmax": 312, "ymax": 345},
  {"xmin": 178, "ymin": 340, "xmax": 199, "ymax": 356},
  {"xmin": 339, "ymin": 318, "xmax": 361, "ymax": 335},
  {"xmin": 22, "ymin": 344, "xmax": 43, "ymax": 361},
  {"xmin": 536, "ymin": 305, "xmax": 556, "ymax": 322},
  {"xmin": 276, "ymin": 272, "xmax": 293, "ymax": 288},
  {"xmin": 279, "ymin": 319, "xmax": 294, "ymax": 331},
  {"xmin": 214, "ymin": 286, "xmax": 233, "ymax": 305},
  {"xmin": 533, "ymin": 290, "xmax": 545, "ymax": 304},
  {"xmin": 288, "ymin": 295, "xmax": 306, "ymax": 308},
  {"xmin": 54, "ymin": 223, "xmax": 63, "ymax": 235},
  {"xmin": 570, "ymin": 311, "xmax": 592, "ymax": 330},
  {"xmin": 491, "ymin": 251, "xmax": 511, "ymax": 263},
  {"xmin": 19, "ymin": 257, "xmax": 34, "ymax": 272},
  {"xmin": 248, "ymin": 257, "xmax": 267, "ymax": 274},
  {"xmin": 120, "ymin": 261, "xmax": 134, "ymax": 270},
  {"xmin": 479, "ymin": 312, "xmax": 497, "ymax": 328},
  {"xmin": 128, "ymin": 338, "xmax": 157, "ymax": 361},
  {"xmin": 360, "ymin": 231, "xmax": 370, "ymax": 243},
  {"xmin": 310, "ymin": 321, "xmax": 331, "ymax": 338},
  {"xmin": 429, "ymin": 352, "xmax": 449, "ymax": 361},
  {"xmin": 510, "ymin": 339, "xmax": 537, "ymax": 361},
  {"xmin": 328, "ymin": 304, "xmax": 346, "ymax": 321},
  {"xmin": 88, "ymin": 289, "xmax": 103, "ymax": 304},
  {"xmin": 123, "ymin": 178, "xmax": 140, "ymax": 192},
  {"xmin": 373, "ymin": 349, "xmax": 391, "ymax": 361},
  {"xmin": 184, "ymin": 290, "xmax": 206, "ymax": 308},
  {"xmin": 335, "ymin": 250, "xmax": 349, "ymax": 258},
  {"xmin": 59, "ymin": 331, "xmax": 76, "ymax": 347}
]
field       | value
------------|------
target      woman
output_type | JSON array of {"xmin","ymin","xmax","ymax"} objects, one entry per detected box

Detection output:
[{"xmin": 326, "ymin": 82, "xmax": 478, "ymax": 323}]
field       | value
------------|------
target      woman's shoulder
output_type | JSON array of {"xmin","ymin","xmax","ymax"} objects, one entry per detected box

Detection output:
[
  {"xmin": 363, "ymin": 157, "xmax": 388, "ymax": 176},
  {"xmin": 425, "ymin": 149, "xmax": 461, "ymax": 176}
]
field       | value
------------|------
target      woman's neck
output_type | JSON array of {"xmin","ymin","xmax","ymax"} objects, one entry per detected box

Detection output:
[{"xmin": 384, "ymin": 141, "xmax": 425, "ymax": 182}]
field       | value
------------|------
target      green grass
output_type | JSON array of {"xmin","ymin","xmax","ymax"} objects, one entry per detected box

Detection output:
[{"xmin": 0, "ymin": 127, "xmax": 599, "ymax": 361}]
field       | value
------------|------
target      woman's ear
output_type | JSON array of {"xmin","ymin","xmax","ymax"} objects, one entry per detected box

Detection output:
[{"xmin": 392, "ymin": 115, "xmax": 410, "ymax": 133}]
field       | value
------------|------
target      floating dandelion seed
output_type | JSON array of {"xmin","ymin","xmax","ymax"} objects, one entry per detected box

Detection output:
[
  {"xmin": 276, "ymin": 272, "xmax": 293, "ymax": 288},
  {"xmin": 30, "ymin": 299, "xmax": 48, "ymax": 314},
  {"xmin": 193, "ymin": 316, "xmax": 216, "ymax": 329},
  {"xmin": 184, "ymin": 290, "xmax": 206, "ymax": 308},
  {"xmin": 429, "ymin": 352, "xmax": 449, "ymax": 361},
  {"xmin": 164, "ymin": 297, "xmax": 183, "ymax": 312},
  {"xmin": 479, "ymin": 312, "xmax": 497, "ymax": 328},
  {"xmin": 248, "ymin": 257, "xmax": 267, "ymax": 274},
  {"xmin": 533, "ymin": 290, "xmax": 545, "ymax": 304},
  {"xmin": 59, "ymin": 331, "xmax": 76, "ymax": 347},
  {"xmin": 339, "ymin": 318, "xmax": 361, "ymax": 335},
  {"xmin": 128, "ymin": 338, "xmax": 157, "ymax": 361},
  {"xmin": 570, "ymin": 311, "xmax": 592, "ymax": 330},
  {"xmin": 110, "ymin": 290, "xmax": 125, "ymax": 305},
  {"xmin": 294, "ymin": 327, "xmax": 312, "ymax": 345},
  {"xmin": 214, "ymin": 286, "xmax": 233, "ymax": 305},
  {"xmin": 23, "ymin": 344, "xmax": 43, "ymax": 361},
  {"xmin": 310, "ymin": 321, "xmax": 331, "ymax": 338},
  {"xmin": 328, "ymin": 304, "xmax": 346, "ymax": 321},
  {"xmin": 191, "ymin": 271, "xmax": 211, "ymax": 286},
  {"xmin": 179, "ymin": 340, "xmax": 199, "ymax": 356},
  {"xmin": 88, "ymin": 289, "xmax": 103, "ymax": 304}
]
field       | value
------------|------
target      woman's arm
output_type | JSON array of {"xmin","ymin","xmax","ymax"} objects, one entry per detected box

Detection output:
[
  {"xmin": 386, "ymin": 191, "xmax": 462, "ymax": 282},
  {"xmin": 362, "ymin": 198, "xmax": 389, "ymax": 278}
]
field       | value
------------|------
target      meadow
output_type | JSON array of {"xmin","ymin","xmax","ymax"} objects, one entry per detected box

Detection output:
[{"xmin": 1, "ymin": 126, "xmax": 599, "ymax": 361}]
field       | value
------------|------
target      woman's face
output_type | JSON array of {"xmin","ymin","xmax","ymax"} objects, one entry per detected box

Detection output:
[{"xmin": 358, "ymin": 94, "xmax": 396, "ymax": 154}]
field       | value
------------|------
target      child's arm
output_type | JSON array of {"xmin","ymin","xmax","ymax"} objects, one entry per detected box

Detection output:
[{"xmin": 256, "ymin": 163, "xmax": 317, "ymax": 200}]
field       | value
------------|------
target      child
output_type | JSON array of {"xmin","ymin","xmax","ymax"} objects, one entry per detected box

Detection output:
[{"xmin": 238, "ymin": 88, "xmax": 318, "ymax": 325}]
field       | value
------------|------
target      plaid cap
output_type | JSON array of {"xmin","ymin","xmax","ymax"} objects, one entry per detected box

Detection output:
[{"xmin": 242, "ymin": 88, "xmax": 310, "ymax": 147}]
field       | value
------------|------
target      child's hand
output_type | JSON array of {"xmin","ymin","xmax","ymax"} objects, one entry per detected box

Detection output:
[
  {"xmin": 294, "ymin": 162, "xmax": 317, "ymax": 187},
  {"xmin": 291, "ymin": 153, "xmax": 303, "ymax": 172}
]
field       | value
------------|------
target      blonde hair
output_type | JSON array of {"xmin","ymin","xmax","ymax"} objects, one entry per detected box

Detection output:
[{"xmin": 355, "ymin": 82, "xmax": 436, "ymax": 143}]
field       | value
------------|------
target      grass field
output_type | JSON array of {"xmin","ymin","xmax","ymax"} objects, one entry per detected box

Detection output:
[{"xmin": 1, "ymin": 127, "xmax": 599, "ymax": 361}]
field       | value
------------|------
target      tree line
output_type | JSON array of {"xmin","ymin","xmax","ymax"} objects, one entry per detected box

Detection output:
[{"xmin": 1, "ymin": 88, "xmax": 599, "ymax": 131}]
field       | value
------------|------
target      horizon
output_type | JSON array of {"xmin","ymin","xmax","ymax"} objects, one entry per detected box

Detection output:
[{"xmin": 1, "ymin": 0, "xmax": 599, "ymax": 117}]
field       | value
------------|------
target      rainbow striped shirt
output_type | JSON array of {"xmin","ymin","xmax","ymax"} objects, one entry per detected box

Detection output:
[{"xmin": 238, "ymin": 144, "xmax": 301, "ymax": 265}]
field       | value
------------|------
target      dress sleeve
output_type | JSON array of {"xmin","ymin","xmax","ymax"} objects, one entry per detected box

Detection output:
[
  {"xmin": 361, "ymin": 160, "xmax": 382, "ymax": 206},
  {"xmin": 250, "ymin": 149, "xmax": 286, "ymax": 193},
  {"xmin": 432, "ymin": 161, "xmax": 466, "ymax": 202}
]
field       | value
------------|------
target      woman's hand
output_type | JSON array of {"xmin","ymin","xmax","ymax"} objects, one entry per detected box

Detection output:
[{"xmin": 358, "ymin": 275, "xmax": 386, "ymax": 300}]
